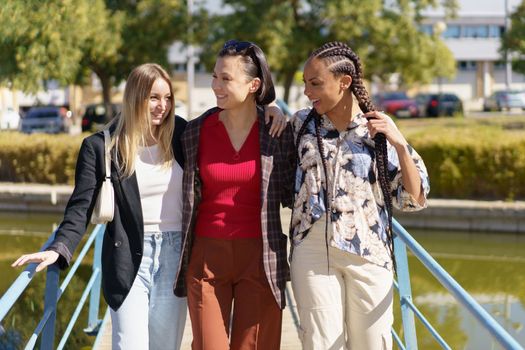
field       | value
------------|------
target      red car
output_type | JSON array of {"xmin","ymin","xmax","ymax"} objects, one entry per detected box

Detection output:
[{"xmin": 373, "ymin": 92, "xmax": 419, "ymax": 118}]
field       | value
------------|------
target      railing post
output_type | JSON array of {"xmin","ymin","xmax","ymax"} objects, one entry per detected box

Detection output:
[
  {"xmin": 394, "ymin": 231, "xmax": 418, "ymax": 350},
  {"xmin": 85, "ymin": 224, "xmax": 105, "ymax": 335},
  {"xmin": 40, "ymin": 265, "xmax": 60, "ymax": 350}
]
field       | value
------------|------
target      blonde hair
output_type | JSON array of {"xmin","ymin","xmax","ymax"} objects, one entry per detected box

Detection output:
[{"xmin": 109, "ymin": 63, "xmax": 175, "ymax": 178}]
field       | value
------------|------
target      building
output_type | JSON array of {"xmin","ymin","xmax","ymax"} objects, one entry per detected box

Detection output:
[{"xmin": 419, "ymin": 0, "xmax": 525, "ymax": 110}]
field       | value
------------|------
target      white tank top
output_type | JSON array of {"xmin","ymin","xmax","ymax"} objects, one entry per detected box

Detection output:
[{"xmin": 135, "ymin": 144, "xmax": 183, "ymax": 232}]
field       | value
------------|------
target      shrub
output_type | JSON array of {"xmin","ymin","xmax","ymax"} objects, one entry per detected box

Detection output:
[
  {"xmin": 407, "ymin": 120, "xmax": 525, "ymax": 200},
  {"xmin": 1, "ymin": 119, "xmax": 525, "ymax": 200},
  {"xmin": 0, "ymin": 132, "xmax": 83, "ymax": 184}
]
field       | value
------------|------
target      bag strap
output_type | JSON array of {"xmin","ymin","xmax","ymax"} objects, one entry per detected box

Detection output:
[{"xmin": 103, "ymin": 129, "xmax": 111, "ymax": 179}]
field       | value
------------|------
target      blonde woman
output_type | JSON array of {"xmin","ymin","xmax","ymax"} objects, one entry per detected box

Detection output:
[{"xmin": 13, "ymin": 63, "xmax": 188, "ymax": 350}]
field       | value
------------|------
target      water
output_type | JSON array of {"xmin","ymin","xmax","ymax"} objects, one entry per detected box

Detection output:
[
  {"xmin": 395, "ymin": 230, "xmax": 525, "ymax": 349},
  {"xmin": 0, "ymin": 212, "xmax": 95, "ymax": 350},
  {"xmin": 1, "ymin": 213, "xmax": 524, "ymax": 349}
]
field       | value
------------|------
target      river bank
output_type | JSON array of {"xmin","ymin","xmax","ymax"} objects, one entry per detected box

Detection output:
[{"xmin": 1, "ymin": 182, "xmax": 525, "ymax": 233}]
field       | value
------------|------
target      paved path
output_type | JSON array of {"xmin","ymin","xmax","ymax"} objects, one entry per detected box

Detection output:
[{"xmin": 95, "ymin": 283, "xmax": 301, "ymax": 350}]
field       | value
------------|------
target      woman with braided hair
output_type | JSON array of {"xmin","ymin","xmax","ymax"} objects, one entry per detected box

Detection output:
[{"xmin": 289, "ymin": 41, "xmax": 430, "ymax": 349}]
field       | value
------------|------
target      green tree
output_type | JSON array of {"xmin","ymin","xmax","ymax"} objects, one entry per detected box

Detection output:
[
  {"xmin": 0, "ymin": 0, "xmax": 187, "ymax": 112},
  {"xmin": 501, "ymin": 0, "xmax": 525, "ymax": 75},
  {"xmin": 82, "ymin": 0, "xmax": 186, "ymax": 110},
  {"xmin": 196, "ymin": 0, "xmax": 457, "ymax": 103},
  {"xmin": 0, "ymin": 0, "xmax": 96, "ymax": 92}
]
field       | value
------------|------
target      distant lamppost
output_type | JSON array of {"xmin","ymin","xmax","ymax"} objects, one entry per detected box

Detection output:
[
  {"xmin": 187, "ymin": 0, "xmax": 195, "ymax": 119},
  {"xmin": 504, "ymin": 0, "xmax": 512, "ymax": 90},
  {"xmin": 433, "ymin": 21, "xmax": 447, "ymax": 96}
]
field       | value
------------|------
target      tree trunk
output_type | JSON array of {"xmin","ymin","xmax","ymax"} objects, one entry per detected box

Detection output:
[
  {"xmin": 283, "ymin": 70, "xmax": 295, "ymax": 105},
  {"xmin": 98, "ymin": 73, "xmax": 113, "ymax": 121}
]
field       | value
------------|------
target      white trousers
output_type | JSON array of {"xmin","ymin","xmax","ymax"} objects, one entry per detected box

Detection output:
[
  {"xmin": 291, "ymin": 222, "xmax": 394, "ymax": 350},
  {"xmin": 110, "ymin": 231, "xmax": 187, "ymax": 350}
]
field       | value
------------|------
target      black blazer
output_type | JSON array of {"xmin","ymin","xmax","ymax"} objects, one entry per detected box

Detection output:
[{"xmin": 48, "ymin": 116, "xmax": 187, "ymax": 310}]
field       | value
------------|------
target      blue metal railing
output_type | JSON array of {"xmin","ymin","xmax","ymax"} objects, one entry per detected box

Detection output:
[
  {"xmin": 391, "ymin": 218, "xmax": 524, "ymax": 350},
  {"xmin": 0, "ymin": 224, "xmax": 106, "ymax": 350}
]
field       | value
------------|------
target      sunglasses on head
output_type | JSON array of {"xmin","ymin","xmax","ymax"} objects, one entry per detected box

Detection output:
[{"xmin": 223, "ymin": 40, "xmax": 254, "ymax": 52}]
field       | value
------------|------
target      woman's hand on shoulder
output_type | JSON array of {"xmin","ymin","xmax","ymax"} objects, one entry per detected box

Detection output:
[
  {"xmin": 364, "ymin": 111, "xmax": 407, "ymax": 150},
  {"xmin": 264, "ymin": 104, "xmax": 288, "ymax": 138},
  {"xmin": 12, "ymin": 250, "xmax": 60, "ymax": 272}
]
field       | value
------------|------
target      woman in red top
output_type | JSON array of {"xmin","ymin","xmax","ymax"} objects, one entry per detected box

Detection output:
[{"xmin": 174, "ymin": 40, "xmax": 295, "ymax": 350}]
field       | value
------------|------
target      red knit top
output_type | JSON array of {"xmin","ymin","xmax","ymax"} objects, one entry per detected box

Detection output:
[{"xmin": 195, "ymin": 112, "xmax": 262, "ymax": 239}]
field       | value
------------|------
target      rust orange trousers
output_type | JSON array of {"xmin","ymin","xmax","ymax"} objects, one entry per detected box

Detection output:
[{"xmin": 186, "ymin": 236, "xmax": 282, "ymax": 350}]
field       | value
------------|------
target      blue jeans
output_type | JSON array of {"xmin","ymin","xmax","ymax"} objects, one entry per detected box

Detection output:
[{"xmin": 110, "ymin": 231, "xmax": 187, "ymax": 350}]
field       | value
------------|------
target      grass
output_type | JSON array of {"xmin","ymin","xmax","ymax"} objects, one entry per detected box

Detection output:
[{"xmin": 396, "ymin": 115, "xmax": 525, "ymax": 144}]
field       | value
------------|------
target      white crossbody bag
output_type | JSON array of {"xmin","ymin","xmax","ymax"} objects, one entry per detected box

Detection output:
[{"xmin": 90, "ymin": 129, "xmax": 115, "ymax": 224}]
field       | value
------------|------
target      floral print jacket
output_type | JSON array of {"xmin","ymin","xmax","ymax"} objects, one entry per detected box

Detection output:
[{"xmin": 290, "ymin": 108, "xmax": 430, "ymax": 270}]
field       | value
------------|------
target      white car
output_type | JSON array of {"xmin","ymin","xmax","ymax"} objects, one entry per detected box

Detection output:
[
  {"xmin": 483, "ymin": 90, "xmax": 525, "ymax": 111},
  {"xmin": 0, "ymin": 108, "xmax": 21, "ymax": 130}
]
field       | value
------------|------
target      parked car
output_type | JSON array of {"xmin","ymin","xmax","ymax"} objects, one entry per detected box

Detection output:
[
  {"xmin": 19, "ymin": 106, "xmax": 71, "ymax": 134},
  {"xmin": 81, "ymin": 103, "xmax": 121, "ymax": 132},
  {"xmin": 373, "ymin": 92, "xmax": 419, "ymax": 118},
  {"xmin": 415, "ymin": 93, "xmax": 463, "ymax": 117},
  {"xmin": 0, "ymin": 108, "xmax": 21, "ymax": 130},
  {"xmin": 483, "ymin": 90, "xmax": 525, "ymax": 111}
]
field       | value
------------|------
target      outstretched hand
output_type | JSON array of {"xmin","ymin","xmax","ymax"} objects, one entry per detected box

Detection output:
[
  {"xmin": 264, "ymin": 105, "xmax": 288, "ymax": 137},
  {"xmin": 365, "ymin": 111, "xmax": 407, "ymax": 149},
  {"xmin": 12, "ymin": 250, "xmax": 59, "ymax": 272}
]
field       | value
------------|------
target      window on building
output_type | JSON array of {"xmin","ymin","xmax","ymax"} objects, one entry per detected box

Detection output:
[
  {"xmin": 420, "ymin": 24, "xmax": 433, "ymax": 35},
  {"xmin": 494, "ymin": 61, "xmax": 507, "ymax": 70},
  {"xmin": 463, "ymin": 25, "xmax": 489, "ymax": 38},
  {"xmin": 171, "ymin": 63, "xmax": 186, "ymax": 72},
  {"xmin": 170, "ymin": 62, "xmax": 207, "ymax": 73},
  {"xmin": 196, "ymin": 63, "xmax": 206, "ymax": 73},
  {"xmin": 488, "ymin": 25, "xmax": 505, "ymax": 38},
  {"xmin": 443, "ymin": 25, "xmax": 461, "ymax": 38},
  {"xmin": 458, "ymin": 61, "xmax": 478, "ymax": 71}
]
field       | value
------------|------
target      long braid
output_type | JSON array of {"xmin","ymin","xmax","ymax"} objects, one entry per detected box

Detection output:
[
  {"xmin": 295, "ymin": 110, "xmax": 316, "ymax": 164},
  {"xmin": 347, "ymin": 49, "xmax": 396, "ymax": 273},
  {"xmin": 295, "ymin": 108, "xmax": 332, "ymax": 271},
  {"xmin": 312, "ymin": 42, "xmax": 396, "ymax": 272},
  {"xmin": 313, "ymin": 110, "xmax": 331, "ymax": 271}
]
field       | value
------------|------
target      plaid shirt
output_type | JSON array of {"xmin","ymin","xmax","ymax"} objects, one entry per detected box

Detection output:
[{"xmin": 174, "ymin": 107, "xmax": 296, "ymax": 309}]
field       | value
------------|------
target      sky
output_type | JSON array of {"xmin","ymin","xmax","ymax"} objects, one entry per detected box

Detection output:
[{"xmin": 199, "ymin": 0, "xmax": 232, "ymax": 14}]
